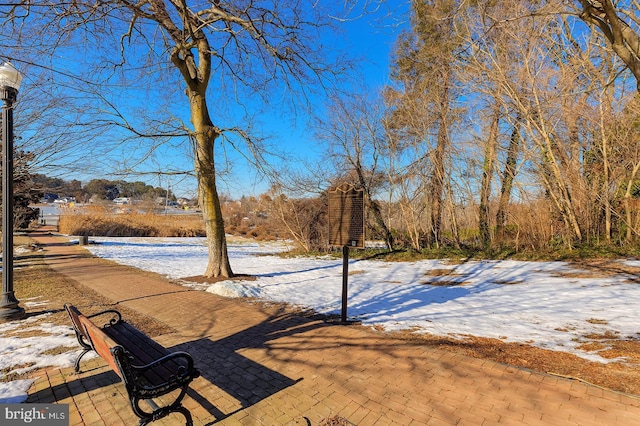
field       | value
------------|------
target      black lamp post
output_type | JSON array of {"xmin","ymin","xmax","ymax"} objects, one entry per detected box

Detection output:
[{"xmin": 0, "ymin": 62, "xmax": 24, "ymax": 321}]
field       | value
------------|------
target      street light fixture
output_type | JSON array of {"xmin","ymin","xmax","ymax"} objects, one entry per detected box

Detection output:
[{"xmin": 0, "ymin": 61, "xmax": 24, "ymax": 321}]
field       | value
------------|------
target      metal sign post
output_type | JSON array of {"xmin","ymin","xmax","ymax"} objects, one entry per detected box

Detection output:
[
  {"xmin": 328, "ymin": 184, "xmax": 364, "ymax": 324},
  {"xmin": 341, "ymin": 245, "xmax": 349, "ymax": 322}
]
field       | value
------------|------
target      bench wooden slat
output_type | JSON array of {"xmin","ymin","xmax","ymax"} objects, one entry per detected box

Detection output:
[
  {"xmin": 78, "ymin": 315, "xmax": 123, "ymax": 378},
  {"xmin": 104, "ymin": 324, "xmax": 176, "ymax": 387},
  {"xmin": 105, "ymin": 323, "xmax": 169, "ymax": 361}
]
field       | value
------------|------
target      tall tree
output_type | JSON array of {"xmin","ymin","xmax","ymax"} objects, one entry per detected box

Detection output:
[
  {"xmin": 495, "ymin": 120, "xmax": 522, "ymax": 240},
  {"xmin": 478, "ymin": 105, "xmax": 500, "ymax": 247},
  {"xmin": 460, "ymin": 0, "xmax": 528, "ymax": 247},
  {"xmin": 568, "ymin": 1, "xmax": 640, "ymax": 243},
  {"xmin": 466, "ymin": 1, "xmax": 590, "ymax": 244},
  {"xmin": 2, "ymin": 1, "xmax": 352, "ymax": 277},
  {"xmin": 386, "ymin": 0, "xmax": 463, "ymax": 247}
]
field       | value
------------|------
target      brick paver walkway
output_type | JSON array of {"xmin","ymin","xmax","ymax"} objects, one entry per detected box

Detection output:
[{"xmin": 25, "ymin": 231, "xmax": 640, "ymax": 425}]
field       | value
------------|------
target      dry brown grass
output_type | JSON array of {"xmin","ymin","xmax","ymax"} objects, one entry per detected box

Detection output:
[
  {"xmin": 58, "ymin": 206, "xmax": 205, "ymax": 237},
  {"xmin": 57, "ymin": 206, "xmax": 280, "ymax": 240}
]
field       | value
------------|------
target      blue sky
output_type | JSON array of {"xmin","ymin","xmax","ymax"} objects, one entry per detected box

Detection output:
[
  {"xmin": 217, "ymin": 6, "xmax": 406, "ymax": 198},
  {"xmin": 9, "ymin": 1, "xmax": 408, "ymax": 199}
]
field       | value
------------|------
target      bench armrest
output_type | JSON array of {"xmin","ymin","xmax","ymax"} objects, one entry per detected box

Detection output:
[
  {"xmin": 131, "ymin": 351, "xmax": 197, "ymax": 377},
  {"xmin": 114, "ymin": 350, "xmax": 199, "ymax": 396},
  {"xmin": 87, "ymin": 309, "xmax": 122, "ymax": 326}
]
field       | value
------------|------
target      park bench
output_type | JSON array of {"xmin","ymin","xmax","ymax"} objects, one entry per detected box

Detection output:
[{"xmin": 65, "ymin": 304, "xmax": 200, "ymax": 425}]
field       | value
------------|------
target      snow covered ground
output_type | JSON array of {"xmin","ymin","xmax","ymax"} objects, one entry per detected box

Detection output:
[
  {"xmin": 81, "ymin": 236, "xmax": 640, "ymax": 364},
  {"xmin": 2, "ymin": 235, "xmax": 639, "ymax": 403}
]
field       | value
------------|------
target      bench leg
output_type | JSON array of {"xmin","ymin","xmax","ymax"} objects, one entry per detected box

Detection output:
[
  {"xmin": 132, "ymin": 390, "xmax": 193, "ymax": 426},
  {"xmin": 138, "ymin": 406, "xmax": 193, "ymax": 426},
  {"xmin": 73, "ymin": 348, "xmax": 91, "ymax": 372}
]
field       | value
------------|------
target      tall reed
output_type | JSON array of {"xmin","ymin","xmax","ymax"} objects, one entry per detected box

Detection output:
[{"xmin": 58, "ymin": 205, "xmax": 206, "ymax": 237}]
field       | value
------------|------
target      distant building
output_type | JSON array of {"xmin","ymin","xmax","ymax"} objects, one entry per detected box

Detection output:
[{"xmin": 53, "ymin": 196, "xmax": 76, "ymax": 204}]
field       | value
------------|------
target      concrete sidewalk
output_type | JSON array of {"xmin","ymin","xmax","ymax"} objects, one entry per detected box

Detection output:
[{"xmin": 25, "ymin": 232, "xmax": 640, "ymax": 425}]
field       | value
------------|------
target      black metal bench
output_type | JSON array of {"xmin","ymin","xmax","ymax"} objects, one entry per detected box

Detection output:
[{"xmin": 65, "ymin": 304, "xmax": 200, "ymax": 425}]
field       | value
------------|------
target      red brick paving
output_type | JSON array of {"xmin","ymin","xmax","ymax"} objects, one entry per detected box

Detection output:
[{"xmin": 24, "ymin": 231, "xmax": 640, "ymax": 425}]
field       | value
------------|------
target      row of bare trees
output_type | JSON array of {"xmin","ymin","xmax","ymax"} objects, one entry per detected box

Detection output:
[
  {"xmin": 280, "ymin": 0, "xmax": 640, "ymax": 253},
  {"xmin": 4, "ymin": 0, "xmax": 640, "ymax": 266}
]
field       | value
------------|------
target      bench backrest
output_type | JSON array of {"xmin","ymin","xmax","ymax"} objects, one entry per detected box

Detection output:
[
  {"xmin": 78, "ymin": 314, "xmax": 124, "ymax": 378},
  {"xmin": 65, "ymin": 304, "xmax": 88, "ymax": 340}
]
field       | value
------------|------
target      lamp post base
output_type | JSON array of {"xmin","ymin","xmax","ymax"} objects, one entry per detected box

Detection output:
[{"xmin": 0, "ymin": 305, "xmax": 25, "ymax": 321}]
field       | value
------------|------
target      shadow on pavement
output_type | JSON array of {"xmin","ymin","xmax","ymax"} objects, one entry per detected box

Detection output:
[
  {"xmin": 27, "ymin": 310, "xmax": 332, "ymax": 424},
  {"xmin": 171, "ymin": 311, "xmax": 331, "ymax": 423},
  {"xmin": 26, "ymin": 369, "xmax": 121, "ymax": 402}
]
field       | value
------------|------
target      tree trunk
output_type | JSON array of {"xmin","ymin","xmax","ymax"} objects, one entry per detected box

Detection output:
[
  {"xmin": 576, "ymin": 0, "xmax": 640, "ymax": 92},
  {"xmin": 430, "ymin": 129, "xmax": 446, "ymax": 248},
  {"xmin": 496, "ymin": 120, "xmax": 521, "ymax": 241},
  {"xmin": 189, "ymin": 89, "xmax": 234, "ymax": 278},
  {"xmin": 479, "ymin": 108, "xmax": 499, "ymax": 247},
  {"xmin": 167, "ymin": 21, "xmax": 234, "ymax": 278},
  {"xmin": 599, "ymin": 100, "xmax": 612, "ymax": 243},
  {"xmin": 446, "ymin": 179, "xmax": 460, "ymax": 249},
  {"xmin": 624, "ymin": 162, "xmax": 640, "ymax": 243},
  {"xmin": 430, "ymin": 85, "xmax": 450, "ymax": 248}
]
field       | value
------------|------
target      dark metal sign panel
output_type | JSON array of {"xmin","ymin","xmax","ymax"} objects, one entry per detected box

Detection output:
[{"xmin": 328, "ymin": 183, "xmax": 364, "ymax": 248}]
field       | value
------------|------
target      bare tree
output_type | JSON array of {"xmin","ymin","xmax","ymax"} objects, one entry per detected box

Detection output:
[
  {"xmin": 267, "ymin": 185, "xmax": 328, "ymax": 252},
  {"xmin": 460, "ymin": 0, "xmax": 611, "ymax": 247},
  {"xmin": 478, "ymin": 105, "xmax": 500, "ymax": 247},
  {"xmin": 567, "ymin": 1, "xmax": 640, "ymax": 244},
  {"xmin": 464, "ymin": 1, "xmax": 590, "ymax": 244},
  {"xmin": 313, "ymin": 92, "xmax": 395, "ymax": 250},
  {"xmin": 2, "ymin": 1, "xmax": 356, "ymax": 277},
  {"xmin": 385, "ymin": 0, "xmax": 464, "ymax": 248}
]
